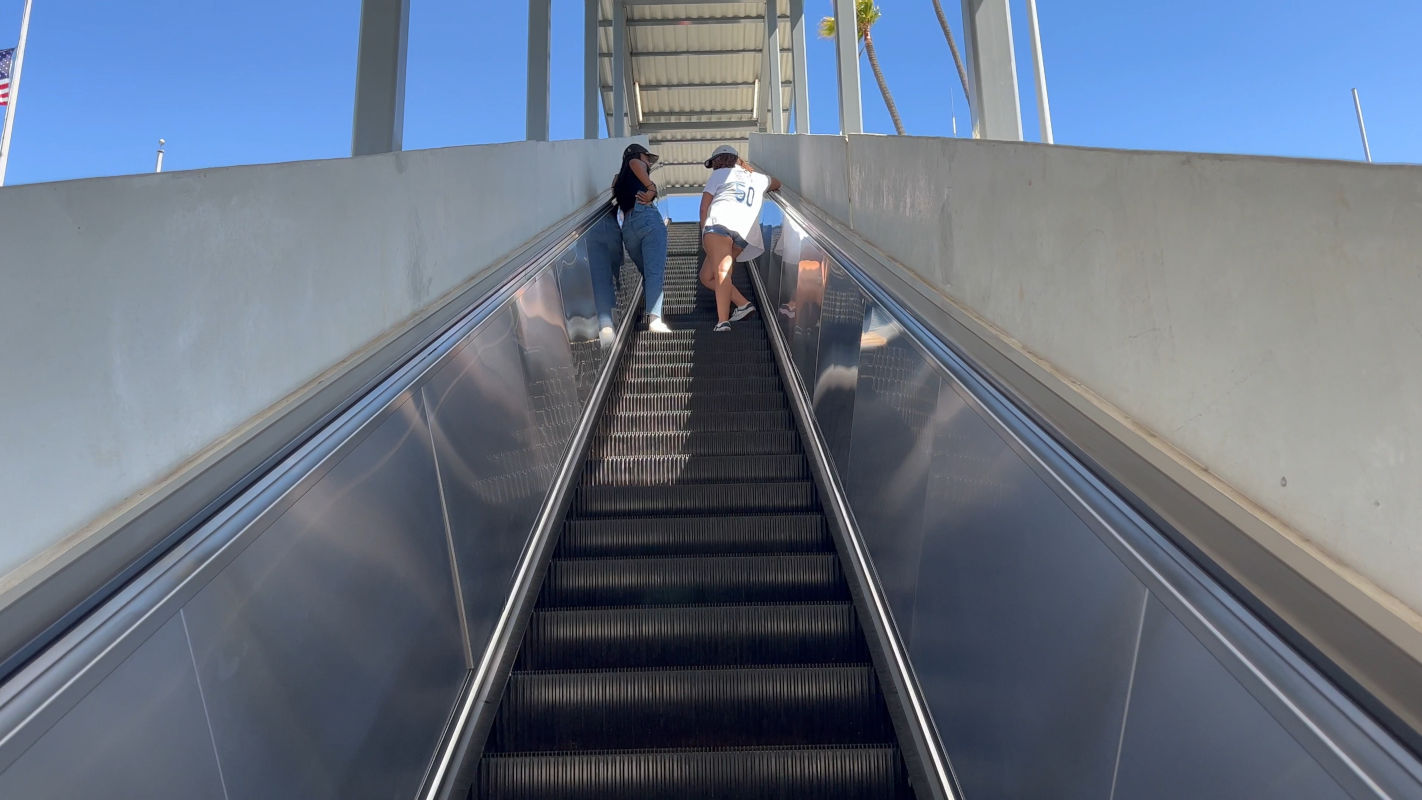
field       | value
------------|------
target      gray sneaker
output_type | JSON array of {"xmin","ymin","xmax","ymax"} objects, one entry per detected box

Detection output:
[
  {"xmin": 713, "ymin": 321, "xmax": 731, "ymax": 333},
  {"xmin": 730, "ymin": 302, "xmax": 756, "ymax": 322}
]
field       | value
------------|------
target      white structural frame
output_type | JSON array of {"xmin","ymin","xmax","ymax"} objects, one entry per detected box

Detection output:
[
  {"xmin": 1025, "ymin": 0, "xmax": 1053, "ymax": 143},
  {"xmin": 526, "ymin": 0, "xmax": 551, "ymax": 141},
  {"xmin": 789, "ymin": 0, "xmax": 810, "ymax": 133},
  {"xmin": 351, "ymin": 0, "xmax": 410, "ymax": 156},
  {"xmin": 960, "ymin": 0, "xmax": 1022, "ymax": 141},
  {"xmin": 764, "ymin": 0, "xmax": 784, "ymax": 133},
  {"xmin": 831, "ymin": 0, "xmax": 863, "ymax": 134}
]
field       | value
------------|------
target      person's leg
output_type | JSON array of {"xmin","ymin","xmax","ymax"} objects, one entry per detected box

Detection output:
[
  {"xmin": 700, "ymin": 231, "xmax": 736, "ymax": 324},
  {"xmin": 725, "ymin": 245, "xmax": 752, "ymax": 309},
  {"xmin": 639, "ymin": 210, "xmax": 667, "ymax": 326}
]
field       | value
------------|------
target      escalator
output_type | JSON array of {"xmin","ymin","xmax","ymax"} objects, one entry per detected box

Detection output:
[{"xmin": 474, "ymin": 222, "xmax": 917, "ymax": 798}]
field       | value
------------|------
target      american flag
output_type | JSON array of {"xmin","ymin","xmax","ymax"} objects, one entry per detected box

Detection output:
[{"xmin": 0, "ymin": 48, "xmax": 12, "ymax": 107}]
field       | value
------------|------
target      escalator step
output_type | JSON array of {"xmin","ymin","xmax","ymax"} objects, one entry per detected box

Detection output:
[
  {"xmin": 631, "ymin": 339, "xmax": 770, "ymax": 354},
  {"xmin": 588, "ymin": 429, "xmax": 799, "ymax": 458},
  {"xmin": 635, "ymin": 328, "xmax": 764, "ymax": 344},
  {"xmin": 489, "ymin": 665, "xmax": 892, "ymax": 751},
  {"xmin": 557, "ymin": 513, "xmax": 831, "ymax": 557},
  {"xmin": 599, "ymin": 408, "xmax": 792, "ymax": 434},
  {"xmin": 581, "ymin": 454, "xmax": 808, "ymax": 486},
  {"xmin": 627, "ymin": 349, "xmax": 772, "ymax": 366},
  {"xmin": 476, "ymin": 745, "xmax": 909, "ymax": 800},
  {"xmin": 571, "ymin": 480, "xmax": 816, "ymax": 516},
  {"xmin": 540, "ymin": 552, "xmax": 845, "ymax": 606},
  {"xmin": 606, "ymin": 372, "xmax": 783, "ymax": 396},
  {"xmin": 626, "ymin": 362, "xmax": 777, "ymax": 379},
  {"xmin": 604, "ymin": 390, "xmax": 785, "ymax": 414},
  {"xmin": 517, "ymin": 603, "xmax": 867, "ymax": 669}
]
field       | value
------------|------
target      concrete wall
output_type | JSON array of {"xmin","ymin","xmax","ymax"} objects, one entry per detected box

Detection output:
[
  {"xmin": 0, "ymin": 137, "xmax": 635, "ymax": 594},
  {"xmin": 752, "ymin": 133, "xmax": 1422, "ymax": 623}
]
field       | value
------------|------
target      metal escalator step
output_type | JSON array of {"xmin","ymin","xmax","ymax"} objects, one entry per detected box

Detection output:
[
  {"xmin": 599, "ymin": 409, "xmax": 791, "ymax": 434},
  {"xmin": 571, "ymin": 480, "xmax": 816, "ymax": 516},
  {"xmin": 588, "ymin": 429, "xmax": 799, "ymax": 458},
  {"xmin": 539, "ymin": 552, "xmax": 844, "ymax": 606},
  {"xmin": 603, "ymin": 391, "xmax": 785, "ymax": 414},
  {"xmin": 610, "ymin": 375, "xmax": 781, "ymax": 396},
  {"xmin": 557, "ymin": 513, "xmax": 830, "ymax": 557},
  {"xmin": 516, "ymin": 603, "xmax": 867, "ymax": 669},
  {"xmin": 581, "ymin": 454, "xmax": 808, "ymax": 486},
  {"xmin": 488, "ymin": 665, "xmax": 891, "ymax": 752},
  {"xmin": 627, "ymin": 349, "xmax": 772, "ymax": 366},
  {"xmin": 631, "ymin": 337, "xmax": 769, "ymax": 353},
  {"xmin": 631, "ymin": 328, "xmax": 765, "ymax": 344},
  {"xmin": 626, "ymin": 362, "xmax": 777, "ymax": 379},
  {"xmin": 476, "ymin": 745, "xmax": 910, "ymax": 800}
]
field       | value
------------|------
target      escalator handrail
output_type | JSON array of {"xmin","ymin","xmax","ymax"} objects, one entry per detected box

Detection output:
[
  {"xmin": 0, "ymin": 199, "xmax": 624, "ymax": 766},
  {"xmin": 765, "ymin": 189, "xmax": 1422, "ymax": 796}
]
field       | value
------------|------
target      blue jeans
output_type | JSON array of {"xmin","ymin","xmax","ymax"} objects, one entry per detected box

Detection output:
[
  {"xmin": 585, "ymin": 211, "xmax": 623, "ymax": 329},
  {"xmin": 620, "ymin": 203, "xmax": 666, "ymax": 320}
]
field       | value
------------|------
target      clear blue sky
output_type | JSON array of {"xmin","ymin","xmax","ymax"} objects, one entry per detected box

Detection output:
[{"xmin": 1, "ymin": 0, "xmax": 1418, "ymax": 190}]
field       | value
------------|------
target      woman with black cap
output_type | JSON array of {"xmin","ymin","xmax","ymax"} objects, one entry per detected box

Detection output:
[{"xmin": 612, "ymin": 143, "xmax": 670, "ymax": 333}]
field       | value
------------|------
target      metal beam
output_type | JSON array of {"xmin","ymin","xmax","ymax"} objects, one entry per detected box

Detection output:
[
  {"xmin": 584, "ymin": 0, "xmax": 599, "ymax": 138},
  {"xmin": 790, "ymin": 0, "xmax": 810, "ymax": 133},
  {"xmin": 601, "ymin": 17, "xmax": 785, "ymax": 28},
  {"xmin": 611, "ymin": 0, "xmax": 629, "ymax": 136},
  {"xmin": 600, "ymin": 48, "xmax": 792, "ymax": 58},
  {"xmin": 832, "ymin": 0, "xmax": 862, "ymax": 134},
  {"xmin": 351, "ymin": 0, "xmax": 410, "ymax": 155},
  {"xmin": 639, "ymin": 121, "xmax": 759, "ymax": 134},
  {"xmin": 527, "ymin": 0, "xmax": 551, "ymax": 141},
  {"xmin": 636, "ymin": 81, "xmax": 791, "ymax": 91},
  {"xmin": 960, "ymin": 0, "xmax": 1023, "ymax": 140},
  {"xmin": 765, "ymin": 0, "xmax": 784, "ymax": 133},
  {"xmin": 1026, "ymin": 0, "xmax": 1053, "ymax": 143}
]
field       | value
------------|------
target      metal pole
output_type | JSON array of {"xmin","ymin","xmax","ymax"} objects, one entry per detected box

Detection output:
[
  {"xmin": 351, "ymin": 0, "xmax": 409, "ymax": 156},
  {"xmin": 1026, "ymin": 0, "xmax": 1053, "ymax": 143},
  {"xmin": 832, "ymin": 0, "xmax": 862, "ymax": 134},
  {"xmin": 584, "ymin": 0, "xmax": 599, "ymax": 138},
  {"xmin": 611, "ymin": 0, "xmax": 628, "ymax": 136},
  {"xmin": 154, "ymin": 139, "xmax": 165, "ymax": 173},
  {"xmin": 0, "ymin": 0, "xmax": 35, "ymax": 186},
  {"xmin": 789, "ymin": 0, "xmax": 810, "ymax": 133},
  {"xmin": 764, "ymin": 0, "xmax": 783, "ymax": 133},
  {"xmin": 526, "ymin": 0, "xmax": 551, "ymax": 141},
  {"xmin": 1352, "ymin": 88, "xmax": 1372, "ymax": 164},
  {"xmin": 959, "ymin": 0, "xmax": 1022, "ymax": 140}
]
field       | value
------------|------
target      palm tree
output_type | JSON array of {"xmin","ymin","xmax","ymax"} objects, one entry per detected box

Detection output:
[
  {"xmin": 929, "ymin": 0, "xmax": 972, "ymax": 108},
  {"xmin": 819, "ymin": 0, "xmax": 905, "ymax": 135}
]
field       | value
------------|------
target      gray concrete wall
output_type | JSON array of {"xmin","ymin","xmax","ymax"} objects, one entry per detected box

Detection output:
[
  {"xmin": 752, "ymin": 133, "xmax": 1422, "ymax": 625},
  {"xmin": 0, "ymin": 137, "xmax": 635, "ymax": 593}
]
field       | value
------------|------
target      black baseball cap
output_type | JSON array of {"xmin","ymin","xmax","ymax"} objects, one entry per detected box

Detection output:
[{"xmin": 623, "ymin": 143, "xmax": 659, "ymax": 164}]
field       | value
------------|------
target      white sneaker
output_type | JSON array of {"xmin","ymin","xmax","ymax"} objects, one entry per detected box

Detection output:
[
  {"xmin": 598, "ymin": 326, "xmax": 615, "ymax": 347},
  {"xmin": 713, "ymin": 321, "xmax": 731, "ymax": 333},
  {"xmin": 730, "ymin": 302, "xmax": 756, "ymax": 322},
  {"xmin": 647, "ymin": 317, "xmax": 672, "ymax": 334}
]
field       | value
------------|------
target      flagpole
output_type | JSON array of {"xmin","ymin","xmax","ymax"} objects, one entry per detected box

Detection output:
[{"xmin": 0, "ymin": 0, "xmax": 35, "ymax": 187}]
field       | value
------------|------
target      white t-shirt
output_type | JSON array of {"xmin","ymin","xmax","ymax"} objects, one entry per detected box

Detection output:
[{"xmin": 703, "ymin": 166, "xmax": 771, "ymax": 262}]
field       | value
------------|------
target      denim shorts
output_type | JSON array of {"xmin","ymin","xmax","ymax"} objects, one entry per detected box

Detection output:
[{"xmin": 703, "ymin": 224, "xmax": 748, "ymax": 251}]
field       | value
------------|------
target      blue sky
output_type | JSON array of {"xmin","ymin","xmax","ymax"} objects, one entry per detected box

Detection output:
[{"xmin": 0, "ymin": 0, "xmax": 1418, "ymax": 190}]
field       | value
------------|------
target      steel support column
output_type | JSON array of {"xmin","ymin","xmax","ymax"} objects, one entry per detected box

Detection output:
[
  {"xmin": 527, "ymin": 0, "xmax": 551, "ymax": 141},
  {"xmin": 789, "ymin": 0, "xmax": 810, "ymax": 133},
  {"xmin": 960, "ymin": 0, "xmax": 1023, "ymax": 140},
  {"xmin": 764, "ymin": 0, "xmax": 784, "ymax": 133},
  {"xmin": 351, "ymin": 0, "xmax": 410, "ymax": 155},
  {"xmin": 584, "ymin": 0, "xmax": 600, "ymax": 138},
  {"xmin": 611, "ymin": 1, "xmax": 629, "ymax": 137},
  {"xmin": 831, "ymin": 0, "xmax": 862, "ymax": 134}
]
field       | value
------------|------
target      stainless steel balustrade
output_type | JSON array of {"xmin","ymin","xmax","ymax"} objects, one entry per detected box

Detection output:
[
  {"xmin": 752, "ymin": 193, "xmax": 1422, "ymax": 800},
  {"xmin": 0, "ymin": 204, "xmax": 641, "ymax": 800}
]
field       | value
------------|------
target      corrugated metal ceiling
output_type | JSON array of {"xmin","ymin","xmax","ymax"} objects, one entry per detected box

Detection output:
[{"xmin": 598, "ymin": 0, "xmax": 795, "ymax": 194}]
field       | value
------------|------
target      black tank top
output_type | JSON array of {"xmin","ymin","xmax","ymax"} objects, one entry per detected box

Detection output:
[{"xmin": 613, "ymin": 163, "xmax": 647, "ymax": 213}]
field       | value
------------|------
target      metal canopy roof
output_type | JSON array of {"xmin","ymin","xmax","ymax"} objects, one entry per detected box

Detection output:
[{"xmin": 598, "ymin": 1, "xmax": 795, "ymax": 195}]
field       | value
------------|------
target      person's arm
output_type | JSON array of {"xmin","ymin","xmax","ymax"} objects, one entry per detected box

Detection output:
[
  {"xmin": 629, "ymin": 159, "xmax": 656, "ymax": 193},
  {"xmin": 699, "ymin": 192, "xmax": 713, "ymax": 229},
  {"xmin": 767, "ymin": 175, "xmax": 782, "ymax": 192}
]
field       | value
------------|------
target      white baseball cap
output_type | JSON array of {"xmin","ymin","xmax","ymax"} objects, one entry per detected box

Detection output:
[{"xmin": 703, "ymin": 145, "xmax": 740, "ymax": 167}]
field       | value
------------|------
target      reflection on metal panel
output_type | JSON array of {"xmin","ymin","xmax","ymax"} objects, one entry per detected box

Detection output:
[
  {"xmin": 516, "ymin": 270, "xmax": 581, "ymax": 471},
  {"xmin": 811, "ymin": 260, "xmax": 866, "ymax": 470},
  {"xmin": 785, "ymin": 229, "xmax": 828, "ymax": 382},
  {"xmin": 1112, "ymin": 599, "xmax": 1347, "ymax": 799},
  {"xmin": 424, "ymin": 307, "xmax": 541, "ymax": 653},
  {"xmin": 553, "ymin": 238, "xmax": 608, "ymax": 404},
  {"xmin": 184, "ymin": 397, "xmax": 465, "ymax": 800},
  {"xmin": 844, "ymin": 304, "xmax": 939, "ymax": 632},
  {"xmin": 0, "ymin": 615, "xmax": 227, "ymax": 799},
  {"xmin": 914, "ymin": 379, "xmax": 1148, "ymax": 800}
]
